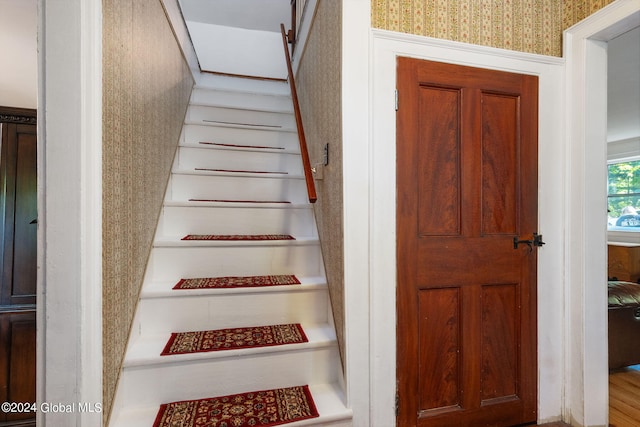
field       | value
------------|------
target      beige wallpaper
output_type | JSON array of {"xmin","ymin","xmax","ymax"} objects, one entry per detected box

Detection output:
[
  {"xmin": 296, "ymin": 1, "xmax": 345, "ymax": 366},
  {"xmin": 372, "ymin": 0, "xmax": 615, "ymax": 57},
  {"xmin": 102, "ymin": 0, "xmax": 193, "ymax": 422}
]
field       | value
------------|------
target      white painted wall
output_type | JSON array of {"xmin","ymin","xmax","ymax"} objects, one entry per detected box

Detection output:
[{"xmin": 0, "ymin": 0, "xmax": 37, "ymax": 108}]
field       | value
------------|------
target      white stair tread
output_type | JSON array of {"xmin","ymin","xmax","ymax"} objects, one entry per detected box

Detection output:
[
  {"xmin": 162, "ymin": 200, "xmax": 310, "ymax": 209},
  {"xmin": 112, "ymin": 383, "xmax": 351, "ymax": 427},
  {"xmin": 154, "ymin": 235, "xmax": 319, "ymax": 247},
  {"xmin": 184, "ymin": 118, "xmax": 297, "ymax": 133},
  {"xmin": 124, "ymin": 323, "xmax": 337, "ymax": 367},
  {"xmin": 171, "ymin": 168, "xmax": 304, "ymax": 179},
  {"xmin": 180, "ymin": 140, "xmax": 301, "ymax": 155},
  {"xmin": 190, "ymin": 92, "xmax": 293, "ymax": 114},
  {"xmin": 141, "ymin": 275, "xmax": 326, "ymax": 298},
  {"xmin": 194, "ymin": 77, "xmax": 290, "ymax": 96}
]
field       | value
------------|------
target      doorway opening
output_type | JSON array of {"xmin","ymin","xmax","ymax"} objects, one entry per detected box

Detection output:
[{"xmin": 565, "ymin": 3, "xmax": 640, "ymax": 425}]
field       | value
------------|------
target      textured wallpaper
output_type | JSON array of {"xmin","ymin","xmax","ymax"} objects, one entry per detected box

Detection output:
[
  {"xmin": 296, "ymin": 0, "xmax": 345, "ymax": 367},
  {"xmin": 372, "ymin": 0, "xmax": 616, "ymax": 57},
  {"xmin": 102, "ymin": 0, "xmax": 193, "ymax": 422}
]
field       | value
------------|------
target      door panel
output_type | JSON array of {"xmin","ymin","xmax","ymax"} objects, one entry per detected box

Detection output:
[
  {"xmin": 418, "ymin": 287, "xmax": 461, "ymax": 412},
  {"xmin": 397, "ymin": 58, "xmax": 538, "ymax": 427},
  {"xmin": 481, "ymin": 283, "xmax": 519, "ymax": 401},
  {"xmin": 481, "ymin": 93, "xmax": 519, "ymax": 235},
  {"xmin": 0, "ymin": 111, "xmax": 37, "ymax": 427},
  {"xmin": 1, "ymin": 123, "xmax": 37, "ymax": 306},
  {"xmin": 0, "ymin": 310, "xmax": 36, "ymax": 424},
  {"xmin": 417, "ymin": 85, "xmax": 461, "ymax": 236}
]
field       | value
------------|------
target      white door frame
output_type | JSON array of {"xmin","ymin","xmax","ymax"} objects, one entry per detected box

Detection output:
[
  {"xmin": 369, "ymin": 32, "xmax": 565, "ymax": 426},
  {"xmin": 342, "ymin": 5, "xmax": 565, "ymax": 424},
  {"xmin": 38, "ymin": 0, "xmax": 103, "ymax": 425},
  {"xmin": 564, "ymin": 1, "xmax": 640, "ymax": 426}
]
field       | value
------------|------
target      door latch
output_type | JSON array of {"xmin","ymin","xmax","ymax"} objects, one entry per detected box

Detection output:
[{"xmin": 513, "ymin": 233, "xmax": 545, "ymax": 252}]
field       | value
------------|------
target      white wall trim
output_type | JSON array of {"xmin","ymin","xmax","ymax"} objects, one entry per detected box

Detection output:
[
  {"xmin": 342, "ymin": 1, "xmax": 372, "ymax": 426},
  {"xmin": 79, "ymin": 0, "xmax": 104, "ymax": 423},
  {"xmin": 38, "ymin": 0, "xmax": 103, "ymax": 424},
  {"xmin": 563, "ymin": 1, "xmax": 640, "ymax": 426},
  {"xmin": 607, "ymin": 136, "xmax": 640, "ymax": 161}
]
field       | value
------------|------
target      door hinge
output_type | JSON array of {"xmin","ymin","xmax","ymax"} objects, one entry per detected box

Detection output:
[{"xmin": 395, "ymin": 89, "xmax": 399, "ymax": 111}]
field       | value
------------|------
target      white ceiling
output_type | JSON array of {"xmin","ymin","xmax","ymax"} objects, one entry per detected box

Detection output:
[
  {"xmin": 179, "ymin": 0, "xmax": 290, "ymax": 32},
  {"xmin": 178, "ymin": 0, "xmax": 290, "ymax": 79},
  {"xmin": 0, "ymin": 0, "xmax": 37, "ymax": 109}
]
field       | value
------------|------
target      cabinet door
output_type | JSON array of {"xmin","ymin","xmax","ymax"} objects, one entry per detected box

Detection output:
[
  {"xmin": 0, "ymin": 310, "xmax": 36, "ymax": 424},
  {"xmin": 0, "ymin": 112, "xmax": 37, "ymax": 427},
  {"xmin": 0, "ymin": 123, "xmax": 37, "ymax": 307}
]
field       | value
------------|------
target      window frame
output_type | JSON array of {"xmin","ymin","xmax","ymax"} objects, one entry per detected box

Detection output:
[{"xmin": 607, "ymin": 150, "xmax": 640, "ymax": 244}]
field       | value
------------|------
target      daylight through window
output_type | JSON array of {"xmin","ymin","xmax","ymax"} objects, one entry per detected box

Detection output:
[{"xmin": 608, "ymin": 159, "xmax": 640, "ymax": 230}]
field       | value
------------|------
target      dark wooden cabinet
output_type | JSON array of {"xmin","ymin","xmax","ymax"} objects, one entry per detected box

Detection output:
[
  {"xmin": 0, "ymin": 311, "xmax": 36, "ymax": 425},
  {"xmin": 0, "ymin": 108, "xmax": 37, "ymax": 427}
]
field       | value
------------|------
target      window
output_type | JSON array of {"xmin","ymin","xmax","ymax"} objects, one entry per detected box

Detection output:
[{"xmin": 608, "ymin": 159, "xmax": 640, "ymax": 231}]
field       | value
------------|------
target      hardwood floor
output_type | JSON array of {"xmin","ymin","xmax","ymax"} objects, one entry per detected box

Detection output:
[
  {"xmin": 518, "ymin": 366, "xmax": 640, "ymax": 427},
  {"xmin": 610, "ymin": 366, "xmax": 640, "ymax": 427}
]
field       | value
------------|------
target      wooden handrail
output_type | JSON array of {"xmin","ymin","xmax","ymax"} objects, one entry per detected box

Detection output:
[
  {"xmin": 280, "ymin": 23, "xmax": 317, "ymax": 204},
  {"xmin": 289, "ymin": 0, "xmax": 297, "ymax": 53}
]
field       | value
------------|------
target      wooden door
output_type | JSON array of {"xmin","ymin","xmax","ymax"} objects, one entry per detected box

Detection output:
[
  {"xmin": 396, "ymin": 58, "xmax": 538, "ymax": 427},
  {"xmin": 0, "ymin": 108, "xmax": 37, "ymax": 427}
]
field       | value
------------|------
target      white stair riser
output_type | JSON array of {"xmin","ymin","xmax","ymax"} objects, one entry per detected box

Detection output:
[
  {"xmin": 118, "ymin": 347, "xmax": 341, "ymax": 405},
  {"xmin": 191, "ymin": 87, "xmax": 292, "ymax": 113},
  {"xmin": 182, "ymin": 124, "xmax": 299, "ymax": 151},
  {"xmin": 196, "ymin": 74, "xmax": 290, "ymax": 95},
  {"xmin": 176, "ymin": 146, "xmax": 303, "ymax": 175},
  {"xmin": 137, "ymin": 289, "xmax": 328, "ymax": 334},
  {"xmin": 186, "ymin": 105, "xmax": 295, "ymax": 129},
  {"xmin": 157, "ymin": 206, "xmax": 315, "ymax": 237},
  {"xmin": 168, "ymin": 174, "xmax": 309, "ymax": 203},
  {"xmin": 147, "ymin": 245, "xmax": 322, "ymax": 282}
]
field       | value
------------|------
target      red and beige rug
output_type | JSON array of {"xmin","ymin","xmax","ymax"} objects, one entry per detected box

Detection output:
[
  {"xmin": 161, "ymin": 324, "xmax": 308, "ymax": 356},
  {"xmin": 153, "ymin": 385, "xmax": 319, "ymax": 427},
  {"xmin": 181, "ymin": 234, "xmax": 295, "ymax": 241},
  {"xmin": 173, "ymin": 275, "xmax": 300, "ymax": 290}
]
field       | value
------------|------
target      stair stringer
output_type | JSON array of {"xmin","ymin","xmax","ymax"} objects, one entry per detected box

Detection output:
[{"xmin": 108, "ymin": 76, "xmax": 352, "ymax": 427}]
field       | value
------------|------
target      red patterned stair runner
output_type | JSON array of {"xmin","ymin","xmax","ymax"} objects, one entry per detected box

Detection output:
[
  {"xmin": 153, "ymin": 385, "xmax": 319, "ymax": 427},
  {"xmin": 161, "ymin": 324, "xmax": 308, "ymax": 356},
  {"xmin": 181, "ymin": 234, "xmax": 295, "ymax": 241},
  {"xmin": 173, "ymin": 275, "xmax": 300, "ymax": 290}
]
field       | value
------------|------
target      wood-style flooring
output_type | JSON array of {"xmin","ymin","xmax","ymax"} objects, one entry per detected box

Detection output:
[
  {"xmin": 502, "ymin": 366, "xmax": 640, "ymax": 427},
  {"xmin": 610, "ymin": 366, "xmax": 640, "ymax": 427},
  {"xmin": 537, "ymin": 423, "xmax": 571, "ymax": 426}
]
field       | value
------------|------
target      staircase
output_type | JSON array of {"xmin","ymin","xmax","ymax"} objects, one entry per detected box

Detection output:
[{"xmin": 109, "ymin": 76, "xmax": 352, "ymax": 426}]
